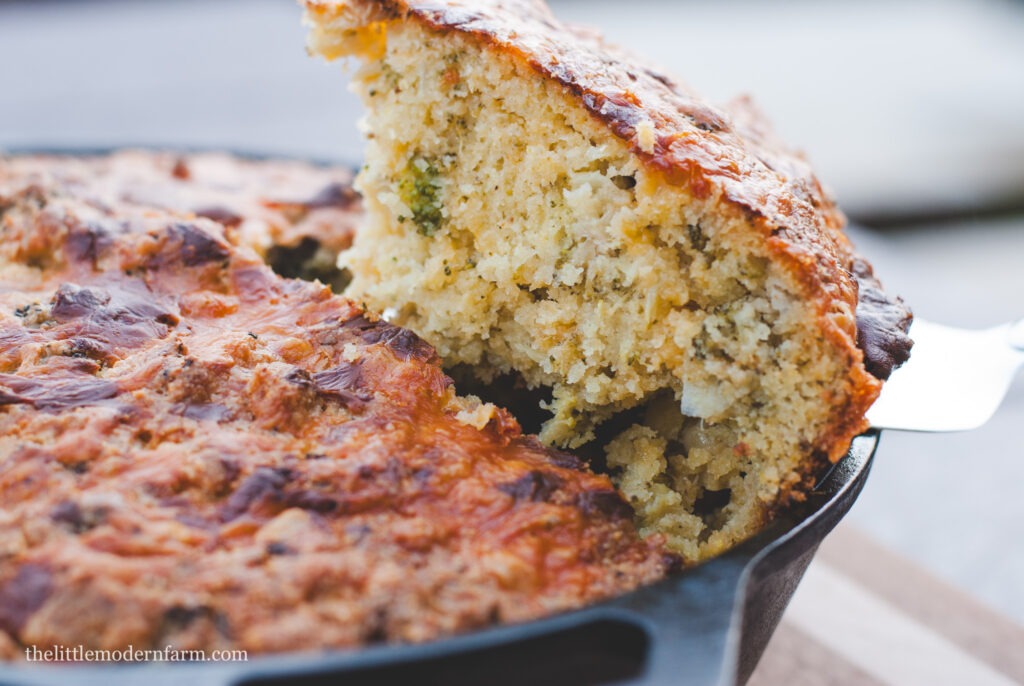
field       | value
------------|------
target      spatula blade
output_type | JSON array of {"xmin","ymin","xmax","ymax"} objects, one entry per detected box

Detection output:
[{"xmin": 866, "ymin": 319, "xmax": 1024, "ymax": 432}]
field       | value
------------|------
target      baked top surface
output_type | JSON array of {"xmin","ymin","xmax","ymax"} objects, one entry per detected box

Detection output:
[
  {"xmin": 2, "ymin": 150, "xmax": 361, "ymax": 256},
  {"xmin": 0, "ymin": 152, "xmax": 669, "ymax": 656}
]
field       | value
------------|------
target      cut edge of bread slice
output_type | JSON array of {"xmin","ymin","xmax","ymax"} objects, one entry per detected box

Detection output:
[{"xmin": 302, "ymin": 0, "xmax": 911, "ymax": 563}]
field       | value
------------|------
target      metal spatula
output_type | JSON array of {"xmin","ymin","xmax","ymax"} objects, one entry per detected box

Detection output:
[{"xmin": 866, "ymin": 317, "xmax": 1024, "ymax": 432}]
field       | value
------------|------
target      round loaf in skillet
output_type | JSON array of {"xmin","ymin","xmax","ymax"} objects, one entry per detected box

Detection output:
[
  {"xmin": 302, "ymin": 0, "xmax": 913, "ymax": 562},
  {"xmin": 0, "ymin": 152, "xmax": 669, "ymax": 657}
]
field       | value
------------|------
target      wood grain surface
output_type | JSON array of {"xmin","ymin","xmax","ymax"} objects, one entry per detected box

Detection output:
[{"xmin": 750, "ymin": 526, "xmax": 1024, "ymax": 686}]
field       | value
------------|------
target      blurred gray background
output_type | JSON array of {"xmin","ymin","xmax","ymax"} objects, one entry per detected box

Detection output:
[{"xmin": 1, "ymin": 0, "xmax": 1022, "ymax": 627}]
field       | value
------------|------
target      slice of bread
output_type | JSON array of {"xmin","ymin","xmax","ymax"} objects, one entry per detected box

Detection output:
[{"xmin": 303, "ymin": 0, "xmax": 912, "ymax": 562}]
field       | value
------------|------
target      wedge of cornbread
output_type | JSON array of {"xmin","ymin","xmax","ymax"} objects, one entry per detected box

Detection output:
[
  {"xmin": 303, "ymin": 0, "xmax": 912, "ymax": 562},
  {"xmin": 0, "ymin": 152, "xmax": 670, "ymax": 657}
]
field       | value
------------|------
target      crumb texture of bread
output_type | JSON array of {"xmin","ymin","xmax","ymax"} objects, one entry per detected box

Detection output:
[
  {"xmin": 0, "ymin": 153, "xmax": 668, "ymax": 658},
  {"xmin": 304, "ymin": 0, "xmax": 911, "ymax": 562}
]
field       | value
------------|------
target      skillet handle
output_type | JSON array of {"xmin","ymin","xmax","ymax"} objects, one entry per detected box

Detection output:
[{"xmin": 599, "ymin": 554, "xmax": 751, "ymax": 686}]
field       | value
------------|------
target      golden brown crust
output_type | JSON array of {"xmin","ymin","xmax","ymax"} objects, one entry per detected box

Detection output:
[
  {"xmin": 305, "ymin": 0, "xmax": 912, "ymax": 466},
  {"xmin": 0, "ymin": 153, "xmax": 669, "ymax": 658},
  {"xmin": 2, "ymin": 150, "xmax": 361, "ymax": 257}
]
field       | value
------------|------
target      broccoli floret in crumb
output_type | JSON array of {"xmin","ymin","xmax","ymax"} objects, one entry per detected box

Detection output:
[
  {"xmin": 398, "ymin": 156, "xmax": 445, "ymax": 236},
  {"xmin": 379, "ymin": 61, "xmax": 400, "ymax": 91}
]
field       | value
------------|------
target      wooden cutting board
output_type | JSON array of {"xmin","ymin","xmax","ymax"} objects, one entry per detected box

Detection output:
[{"xmin": 748, "ymin": 525, "xmax": 1024, "ymax": 686}]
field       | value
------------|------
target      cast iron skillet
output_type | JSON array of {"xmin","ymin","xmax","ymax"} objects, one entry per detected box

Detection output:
[{"xmin": 0, "ymin": 148, "xmax": 878, "ymax": 686}]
